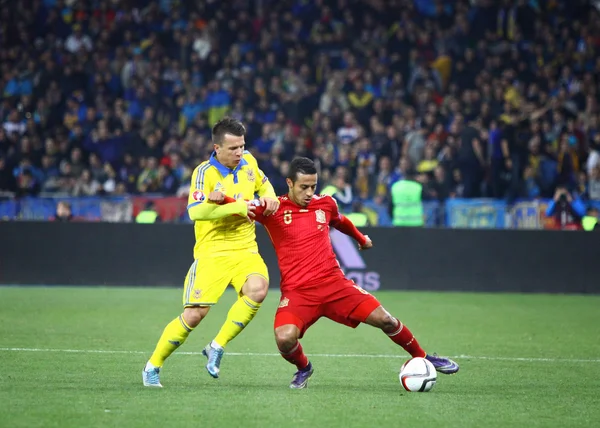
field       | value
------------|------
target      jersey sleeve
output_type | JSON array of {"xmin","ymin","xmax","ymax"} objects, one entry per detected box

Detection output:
[
  {"xmin": 255, "ymin": 167, "xmax": 277, "ymax": 198},
  {"xmin": 187, "ymin": 164, "xmax": 248, "ymax": 221},
  {"xmin": 327, "ymin": 196, "xmax": 343, "ymax": 224},
  {"xmin": 187, "ymin": 163, "xmax": 214, "ymax": 209},
  {"xmin": 245, "ymin": 152, "xmax": 277, "ymax": 199},
  {"xmin": 328, "ymin": 196, "xmax": 366, "ymax": 245}
]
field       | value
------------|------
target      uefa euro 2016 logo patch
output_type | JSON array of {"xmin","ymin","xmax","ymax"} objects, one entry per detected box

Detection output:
[
  {"xmin": 192, "ymin": 190, "xmax": 205, "ymax": 202},
  {"xmin": 246, "ymin": 169, "xmax": 256, "ymax": 182},
  {"xmin": 194, "ymin": 289, "xmax": 201, "ymax": 299}
]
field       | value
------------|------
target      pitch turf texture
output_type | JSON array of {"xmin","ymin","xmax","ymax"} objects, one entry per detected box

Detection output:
[{"xmin": 1, "ymin": 288, "xmax": 599, "ymax": 428}]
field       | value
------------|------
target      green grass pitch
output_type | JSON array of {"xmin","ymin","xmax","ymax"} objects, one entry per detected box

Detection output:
[{"xmin": 1, "ymin": 287, "xmax": 599, "ymax": 428}]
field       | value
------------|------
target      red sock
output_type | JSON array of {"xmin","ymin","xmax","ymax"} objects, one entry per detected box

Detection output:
[
  {"xmin": 279, "ymin": 341, "xmax": 309, "ymax": 370},
  {"xmin": 387, "ymin": 318, "xmax": 426, "ymax": 358}
]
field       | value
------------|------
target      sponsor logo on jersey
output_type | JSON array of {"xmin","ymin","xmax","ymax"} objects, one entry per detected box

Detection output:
[{"xmin": 192, "ymin": 190, "xmax": 205, "ymax": 202}]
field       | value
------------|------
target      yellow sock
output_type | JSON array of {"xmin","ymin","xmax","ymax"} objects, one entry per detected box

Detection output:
[
  {"xmin": 148, "ymin": 315, "xmax": 194, "ymax": 367},
  {"xmin": 214, "ymin": 296, "xmax": 261, "ymax": 348}
]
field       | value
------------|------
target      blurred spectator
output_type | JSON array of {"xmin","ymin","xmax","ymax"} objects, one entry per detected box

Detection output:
[
  {"xmin": 588, "ymin": 166, "xmax": 600, "ymax": 201},
  {"xmin": 586, "ymin": 134, "xmax": 600, "ymax": 175},
  {"xmin": 65, "ymin": 25, "xmax": 93, "ymax": 54},
  {"xmin": 136, "ymin": 201, "xmax": 161, "ymax": 223},
  {"xmin": 374, "ymin": 156, "xmax": 393, "ymax": 204},
  {"xmin": 158, "ymin": 164, "xmax": 178, "ymax": 195},
  {"xmin": 390, "ymin": 170, "xmax": 424, "ymax": 227},
  {"xmin": 346, "ymin": 200, "xmax": 370, "ymax": 227},
  {"xmin": 353, "ymin": 166, "xmax": 371, "ymax": 201},
  {"xmin": 545, "ymin": 187, "xmax": 587, "ymax": 230},
  {"xmin": 50, "ymin": 201, "xmax": 80, "ymax": 222},
  {"xmin": 523, "ymin": 165, "xmax": 542, "ymax": 199},
  {"xmin": 428, "ymin": 165, "xmax": 452, "ymax": 202},
  {"xmin": 582, "ymin": 207, "xmax": 600, "ymax": 231},
  {"xmin": 322, "ymin": 168, "xmax": 353, "ymax": 213},
  {"xmin": 73, "ymin": 169, "xmax": 100, "ymax": 197},
  {"xmin": 555, "ymin": 133, "xmax": 581, "ymax": 188},
  {"xmin": 0, "ymin": 157, "xmax": 15, "ymax": 193}
]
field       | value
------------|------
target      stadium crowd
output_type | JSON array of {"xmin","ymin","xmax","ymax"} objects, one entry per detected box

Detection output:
[{"xmin": 1, "ymin": 0, "xmax": 600, "ymax": 218}]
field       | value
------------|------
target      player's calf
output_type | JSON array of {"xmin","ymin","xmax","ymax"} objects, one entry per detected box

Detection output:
[
  {"xmin": 275, "ymin": 324, "xmax": 312, "ymax": 387},
  {"xmin": 142, "ymin": 309, "xmax": 208, "ymax": 388},
  {"xmin": 364, "ymin": 306, "xmax": 427, "ymax": 358},
  {"xmin": 363, "ymin": 306, "xmax": 459, "ymax": 374}
]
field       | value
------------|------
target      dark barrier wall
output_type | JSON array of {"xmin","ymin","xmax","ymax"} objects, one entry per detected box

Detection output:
[{"xmin": 0, "ymin": 222, "xmax": 597, "ymax": 293}]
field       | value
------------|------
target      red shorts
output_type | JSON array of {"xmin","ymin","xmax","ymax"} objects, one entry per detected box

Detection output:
[{"xmin": 274, "ymin": 277, "xmax": 381, "ymax": 338}]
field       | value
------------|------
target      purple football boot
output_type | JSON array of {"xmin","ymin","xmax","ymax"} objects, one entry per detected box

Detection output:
[
  {"xmin": 290, "ymin": 362, "xmax": 314, "ymax": 389},
  {"xmin": 426, "ymin": 354, "xmax": 459, "ymax": 374}
]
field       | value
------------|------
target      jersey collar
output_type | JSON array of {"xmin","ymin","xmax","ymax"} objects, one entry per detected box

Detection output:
[{"xmin": 209, "ymin": 151, "xmax": 248, "ymax": 178}]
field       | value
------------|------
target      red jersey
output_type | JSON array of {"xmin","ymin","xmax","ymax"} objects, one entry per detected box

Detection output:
[{"xmin": 254, "ymin": 195, "xmax": 366, "ymax": 292}]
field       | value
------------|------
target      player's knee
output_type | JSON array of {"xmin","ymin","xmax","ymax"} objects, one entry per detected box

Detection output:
[
  {"xmin": 274, "ymin": 325, "xmax": 298, "ymax": 352},
  {"xmin": 182, "ymin": 307, "xmax": 208, "ymax": 328},
  {"xmin": 379, "ymin": 312, "xmax": 398, "ymax": 333},
  {"xmin": 366, "ymin": 307, "xmax": 398, "ymax": 332},
  {"xmin": 242, "ymin": 276, "xmax": 269, "ymax": 303}
]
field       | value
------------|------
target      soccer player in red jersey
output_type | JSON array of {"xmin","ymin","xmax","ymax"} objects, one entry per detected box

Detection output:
[{"xmin": 214, "ymin": 157, "xmax": 459, "ymax": 388}]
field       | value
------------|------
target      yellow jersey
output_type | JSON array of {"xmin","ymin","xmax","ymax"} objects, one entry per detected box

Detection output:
[{"xmin": 187, "ymin": 151, "xmax": 276, "ymax": 258}]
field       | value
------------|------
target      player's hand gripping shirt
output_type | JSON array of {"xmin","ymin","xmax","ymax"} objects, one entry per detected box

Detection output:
[{"xmin": 187, "ymin": 151, "xmax": 277, "ymax": 258}]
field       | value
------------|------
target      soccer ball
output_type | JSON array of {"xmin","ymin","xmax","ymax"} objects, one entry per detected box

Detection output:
[{"xmin": 399, "ymin": 357, "xmax": 437, "ymax": 392}]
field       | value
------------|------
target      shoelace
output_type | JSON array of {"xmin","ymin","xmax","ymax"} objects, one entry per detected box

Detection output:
[
  {"xmin": 147, "ymin": 369, "xmax": 160, "ymax": 382},
  {"xmin": 293, "ymin": 369, "xmax": 309, "ymax": 380},
  {"xmin": 209, "ymin": 348, "xmax": 223, "ymax": 366}
]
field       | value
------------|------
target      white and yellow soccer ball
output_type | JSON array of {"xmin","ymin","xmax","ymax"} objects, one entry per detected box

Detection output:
[{"xmin": 399, "ymin": 357, "xmax": 437, "ymax": 392}]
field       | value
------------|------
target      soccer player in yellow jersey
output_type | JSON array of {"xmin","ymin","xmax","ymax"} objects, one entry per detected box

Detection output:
[{"xmin": 142, "ymin": 117, "xmax": 279, "ymax": 387}]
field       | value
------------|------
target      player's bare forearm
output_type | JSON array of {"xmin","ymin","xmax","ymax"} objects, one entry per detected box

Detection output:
[
  {"xmin": 188, "ymin": 200, "xmax": 248, "ymax": 221},
  {"xmin": 331, "ymin": 215, "xmax": 367, "ymax": 246}
]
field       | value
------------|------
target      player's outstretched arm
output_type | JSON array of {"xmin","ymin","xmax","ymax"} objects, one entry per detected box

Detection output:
[
  {"xmin": 187, "ymin": 165, "xmax": 248, "ymax": 221},
  {"xmin": 330, "ymin": 214, "xmax": 369, "ymax": 247},
  {"xmin": 327, "ymin": 196, "xmax": 368, "ymax": 247},
  {"xmin": 188, "ymin": 199, "xmax": 248, "ymax": 221}
]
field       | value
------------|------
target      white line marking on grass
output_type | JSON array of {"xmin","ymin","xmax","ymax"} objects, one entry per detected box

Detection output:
[{"xmin": 1, "ymin": 347, "xmax": 599, "ymax": 363}]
